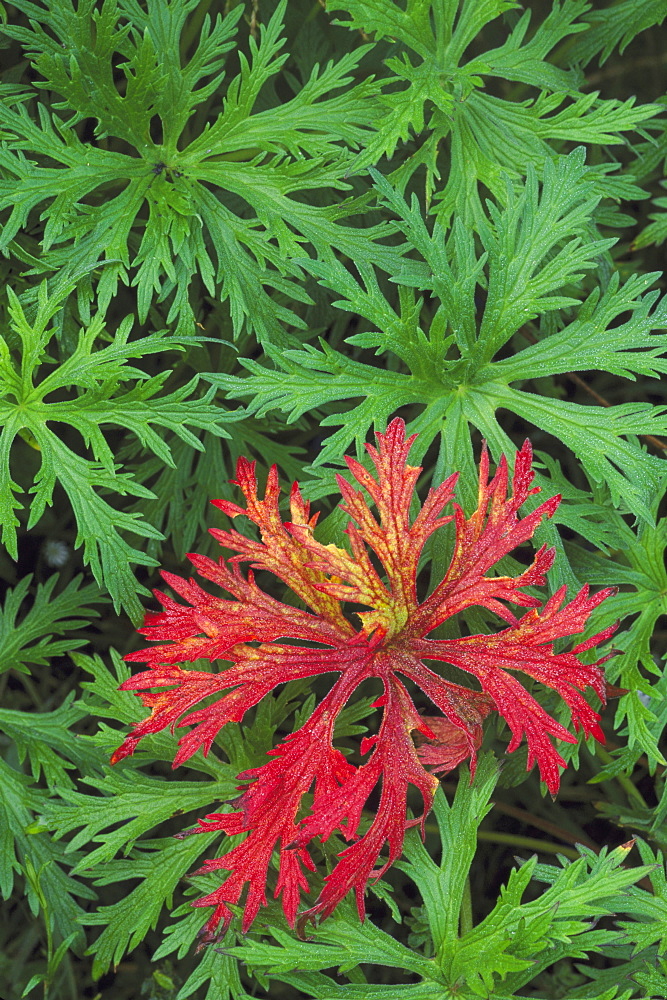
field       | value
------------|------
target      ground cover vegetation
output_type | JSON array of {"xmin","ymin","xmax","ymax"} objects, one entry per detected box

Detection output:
[{"xmin": 1, "ymin": 0, "xmax": 667, "ymax": 997}]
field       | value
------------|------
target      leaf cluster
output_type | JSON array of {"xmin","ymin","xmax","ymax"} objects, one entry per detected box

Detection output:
[{"xmin": 1, "ymin": 0, "xmax": 666, "ymax": 997}]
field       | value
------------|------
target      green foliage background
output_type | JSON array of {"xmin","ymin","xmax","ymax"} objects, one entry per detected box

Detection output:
[{"xmin": 1, "ymin": 0, "xmax": 666, "ymax": 997}]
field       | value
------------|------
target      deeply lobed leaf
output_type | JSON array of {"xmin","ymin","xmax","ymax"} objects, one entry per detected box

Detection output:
[{"xmin": 113, "ymin": 418, "xmax": 616, "ymax": 934}]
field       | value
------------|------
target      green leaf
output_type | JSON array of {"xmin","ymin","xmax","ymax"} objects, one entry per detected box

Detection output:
[
  {"xmin": 208, "ymin": 340, "xmax": 431, "ymax": 468},
  {"xmin": 484, "ymin": 272, "xmax": 667, "ymax": 382},
  {"xmin": 74, "ymin": 649, "xmax": 230, "ymax": 777},
  {"xmin": 568, "ymin": 0, "xmax": 667, "ymax": 65},
  {"xmin": 0, "ymin": 694, "xmax": 96, "ymax": 788},
  {"xmin": 400, "ymin": 754, "xmax": 499, "ymax": 961},
  {"xmin": 0, "ymin": 284, "xmax": 234, "ymax": 617},
  {"xmin": 329, "ymin": 0, "xmax": 660, "ymax": 226},
  {"xmin": 469, "ymin": 150, "xmax": 613, "ymax": 366},
  {"xmin": 634, "ymin": 189, "xmax": 667, "ymax": 249},
  {"xmin": 631, "ymin": 959, "xmax": 667, "ymax": 999},
  {"xmin": 46, "ymin": 768, "xmax": 236, "ymax": 871},
  {"xmin": 616, "ymin": 840, "xmax": 667, "ymax": 957},
  {"xmin": 467, "ymin": 383, "xmax": 667, "ymax": 524},
  {"xmin": 0, "ymin": 758, "xmax": 94, "ymax": 943},
  {"xmin": 229, "ymin": 904, "xmax": 436, "ymax": 982},
  {"xmin": 216, "ymin": 154, "xmax": 666, "ymax": 536},
  {"xmin": 477, "ymin": 1, "xmax": 588, "ymax": 91},
  {"xmin": 0, "ymin": 0, "xmax": 387, "ymax": 339},
  {"xmin": 0, "ymin": 573, "xmax": 102, "ymax": 676},
  {"xmin": 451, "ymin": 841, "xmax": 654, "ymax": 996},
  {"xmin": 83, "ymin": 831, "xmax": 219, "ymax": 978},
  {"xmin": 564, "ymin": 507, "xmax": 667, "ymax": 768},
  {"xmin": 170, "ymin": 938, "xmax": 255, "ymax": 1000}
]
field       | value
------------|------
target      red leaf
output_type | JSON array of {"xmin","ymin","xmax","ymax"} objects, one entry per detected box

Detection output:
[{"xmin": 113, "ymin": 418, "xmax": 616, "ymax": 935}]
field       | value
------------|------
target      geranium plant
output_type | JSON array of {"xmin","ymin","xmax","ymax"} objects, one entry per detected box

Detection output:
[
  {"xmin": 112, "ymin": 418, "xmax": 616, "ymax": 937},
  {"xmin": 2, "ymin": 1, "xmax": 667, "ymax": 998}
]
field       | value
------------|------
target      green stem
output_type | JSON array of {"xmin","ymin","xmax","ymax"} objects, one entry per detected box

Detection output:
[
  {"xmin": 424, "ymin": 822, "xmax": 582, "ymax": 860},
  {"xmin": 477, "ymin": 830, "xmax": 580, "ymax": 861}
]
